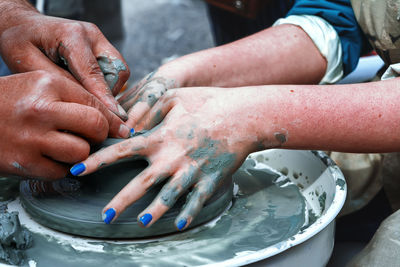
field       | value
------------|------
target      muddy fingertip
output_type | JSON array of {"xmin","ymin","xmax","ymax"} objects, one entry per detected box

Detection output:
[
  {"xmin": 102, "ymin": 208, "xmax": 116, "ymax": 224},
  {"xmin": 138, "ymin": 213, "xmax": 153, "ymax": 227},
  {"xmin": 176, "ymin": 218, "xmax": 188, "ymax": 231}
]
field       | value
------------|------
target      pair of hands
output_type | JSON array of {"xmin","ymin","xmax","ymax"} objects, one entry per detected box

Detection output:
[
  {"xmin": 0, "ymin": 8, "xmax": 130, "ymax": 179},
  {"xmin": 74, "ymin": 75, "xmax": 283, "ymax": 230}
]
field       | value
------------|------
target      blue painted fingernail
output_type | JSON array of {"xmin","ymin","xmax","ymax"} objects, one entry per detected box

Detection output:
[
  {"xmin": 129, "ymin": 128, "xmax": 135, "ymax": 137},
  {"xmin": 177, "ymin": 219, "xmax": 187, "ymax": 231},
  {"xmin": 139, "ymin": 213, "xmax": 152, "ymax": 226},
  {"xmin": 102, "ymin": 208, "xmax": 116, "ymax": 224},
  {"xmin": 70, "ymin": 163, "xmax": 86, "ymax": 176}
]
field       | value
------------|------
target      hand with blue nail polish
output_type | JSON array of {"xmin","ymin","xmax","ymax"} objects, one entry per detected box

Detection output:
[
  {"xmin": 118, "ymin": 70, "xmax": 178, "ymax": 131},
  {"xmin": 176, "ymin": 219, "xmax": 187, "ymax": 231},
  {"xmin": 74, "ymin": 87, "xmax": 267, "ymax": 230},
  {"xmin": 139, "ymin": 214, "xmax": 153, "ymax": 227},
  {"xmin": 102, "ymin": 208, "xmax": 116, "ymax": 224},
  {"xmin": 70, "ymin": 163, "xmax": 86, "ymax": 176}
]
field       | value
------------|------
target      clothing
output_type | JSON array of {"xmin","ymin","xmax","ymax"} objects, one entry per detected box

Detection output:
[
  {"xmin": 274, "ymin": 15, "xmax": 343, "ymax": 84},
  {"xmin": 347, "ymin": 209, "xmax": 400, "ymax": 267},
  {"xmin": 206, "ymin": 0, "xmax": 368, "ymax": 77},
  {"xmin": 287, "ymin": 0, "xmax": 370, "ymax": 78},
  {"xmin": 329, "ymin": 152, "xmax": 383, "ymax": 216}
]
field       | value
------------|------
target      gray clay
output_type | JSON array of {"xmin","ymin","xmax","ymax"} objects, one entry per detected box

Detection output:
[
  {"xmin": 17, "ymin": 159, "xmax": 306, "ymax": 267},
  {"xmin": 19, "ymin": 138, "xmax": 233, "ymax": 238},
  {"xmin": 97, "ymin": 56, "xmax": 127, "ymax": 90},
  {"xmin": 0, "ymin": 177, "xmax": 20, "ymax": 202},
  {"xmin": 0, "ymin": 208, "xmax": 32, "ymax": 265}
]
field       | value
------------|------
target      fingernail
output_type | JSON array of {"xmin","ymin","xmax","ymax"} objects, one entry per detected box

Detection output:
[
  {"xmin": 118, "ymin": 124, "xmax": 130, "ymax": 138},
  {"xmin": 70, "ymin": 163, "xmax": 86, "ymax": 176},
  {"xmin": 117, "ymin": 104, "xmax": 128, "ymax": 121},
  {"xmin": 139, "ymin": 213, "xmax": 152, "ymax": 226},
  {"xmin": 177, "ymin": 218, "xmax": 187, "ymax": 231},
  {"xmin": 102, "ymin": 208, "xmax": 116, "ymax": 224},
  {"xmin": 129, "ymin": 128, "xmax": 135, "ymax": 138}
]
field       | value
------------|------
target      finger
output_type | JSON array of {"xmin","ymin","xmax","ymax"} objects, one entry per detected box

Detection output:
[
  {"xmin": 58, "ymin": 80, "xmax": 131, "ymax": 139},
  {"xmin": 101, "ymin": 165, "xmax": 171, "ymax": 224},
  {"xmin": 174, "ymin": 175, "xmax": 220, "ymax": 231},
  {"xmin": 50, "ymin": 102, "xmax": 109, "ymax": 143},
  {"xmin": 57, "ymin": 37, "xmax": 128, "ymax": 121},
  {"xmin": 2, "ymin": 43, "xmax": 78, "ymax": 84},
  {"xmin": 117, "ymin": 84, "xmax": 141, "ymax": 109},
  {"xmin": 40, "ymin": 131, "xmax": 90, "ymax": 164},
  {"xmin": 137, "ymin": 166, "xmax": 198, "ymax": 228},
  {"xmin": 25, "ymin": 157, "xmax": 69, "ymax": 180},
  {"xmin": 85, "ymin": 23, "xmax": 130, "ymax": 96},
  {"xmin": 135, "ymin": 97, "xmax": 176, "ymax": 130},
  {"xmin": 69, "ymin": 135, "xmax": 152, "ymax": 176},
  {"xmin": 125, "ymin": 101, "xmax": 151, "ymax": 129}
]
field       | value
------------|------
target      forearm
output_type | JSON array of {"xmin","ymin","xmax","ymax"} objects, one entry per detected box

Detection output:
[
  {"xmin": 246, "ymin": 79, "xmax": 400, "ymax": 153},
  {"xmin": 161, "ymin": 24, "xmax": 327, "ymax": 87},
  {"xmin": 0, "ymin": 0, "xmax": 38, "ymax": 35}
]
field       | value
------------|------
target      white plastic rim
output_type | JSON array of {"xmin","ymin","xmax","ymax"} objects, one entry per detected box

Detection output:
[{"xmin": 204, "ymin": 150, "xmax": 347, "ymax": 267}]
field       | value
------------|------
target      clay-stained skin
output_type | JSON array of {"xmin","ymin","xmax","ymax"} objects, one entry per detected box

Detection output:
[
  {"xmin": 159, "ymin": 165, "xmax": 197, "ymax": 207},
  {"xmin": 74, "ymin": 87, "xmax": 281, "ymax": 230},
  {"xmin": 11, "ymin": 162, "xmax": 26, "ymax": 174},
  {"xmin": 74, "ymin": 123, "xmax": 240, "ymax": 230},
  {"xmin": 117, "ymin": 72, "xmax": 177, "ymax": 130},
  {"xmin": 274, "ymin": 129, "xmax": 289, "ymax": 145},
  {"xmin": 119, "ymin": 73, "xmax": 176, "ymax": 110}
]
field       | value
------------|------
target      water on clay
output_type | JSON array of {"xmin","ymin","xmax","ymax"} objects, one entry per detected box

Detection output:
[
  {"xmin": 5, "ymin": 158, "xmax": 308, "ymax": 267},
  {"xmin": 19, "ymin": 139, "xmax": 232, "ymax": 239}
]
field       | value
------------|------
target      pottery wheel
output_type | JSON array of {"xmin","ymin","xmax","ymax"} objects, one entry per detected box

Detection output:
[{"xmin": 19, "ymin": 139, "xmax": 233, "ymax": 238}]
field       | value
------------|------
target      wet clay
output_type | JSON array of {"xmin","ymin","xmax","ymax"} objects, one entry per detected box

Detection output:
[
  {"xmin": 0, "ymin": 207, "xmax": 32, "ymax": 265},
  {"xmin": 19, "ymin": 138, "xmax": 233, "ymax": 238},
  {"xmin": 97, "ymin": 56, "xmax": 127, "ymax": 90},
  {"xmin": 9, "ymin": 158, "xmax": 307, "ymax": 267},
  {"xmin": 0, "ymin": 177, "xmax": 19, "ymax": 202}
]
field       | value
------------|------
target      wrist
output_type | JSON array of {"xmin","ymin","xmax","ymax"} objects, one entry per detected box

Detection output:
[{"xmin": 156, "ymin": 58, "xmax": 192, "ymax": 88}]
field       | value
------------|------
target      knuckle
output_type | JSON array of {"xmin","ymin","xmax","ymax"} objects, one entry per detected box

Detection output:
[
  {"xmin": 83, "ymin": 22, "xmax": 102, "ymax": 35},
  {"xmin": 79, "ymin": 63, "xmax": 104, "ymax": 84},
  {"xmin": 33, "ymin": 70, "xmax": 61, "ymax": 90},
  {"xmin": 115, "ymin": 142, "xmax": 130, "ymax": 156},
  {"xmin": 86, "ymin": 111, "xmax": 108, "ymax": 134},
  {"xmin": 64, "ymin": 22, "xmax": 86, "ymax": 35},
  {"xmin": 0, "ymin": 30, "xmax": 15, "ymax": 51},
  {"xmin": 68, "ymin": 142, "xmax": 90, "ymax": 162},
  {"xmin": 86, "ymin": 94, "xmax": 102, "ymax": 110},
  {"xmin": 164, "ymin": 90, "xmax": 175, "ymax": 99}
]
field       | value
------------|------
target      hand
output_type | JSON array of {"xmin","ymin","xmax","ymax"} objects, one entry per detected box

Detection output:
[
  {"xmin": 0, "ymin": 11, "xmax": 130, "ymax": 120},
  {"xmin": 72, "ymin": 87, "xmax": 285, "ymax": 230},
  {"xmin": 118, "ymin": 70, "xmax": 177, "ymax": 130},
  {"xmin": 0, "ymin": 71, "xmax": 131, "ymax": 180}
]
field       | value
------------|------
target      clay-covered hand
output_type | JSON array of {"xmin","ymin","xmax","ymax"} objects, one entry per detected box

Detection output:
[
  {"xmin": 0, "ymin": 9, "xmax": 130, "ymax": 120},
  {"xmin": 0, "ymin": 71, "xmax": 131, "ymax": 180},
  {"xmin": 71, "ymin": 87, "xmax": 285, "ymax": 230},
  {"xmin": 118, "ymin": 70, "xmax": 177, "ymax": 131}
]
